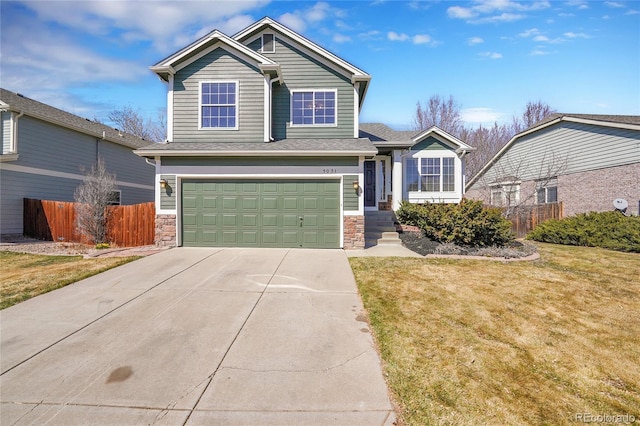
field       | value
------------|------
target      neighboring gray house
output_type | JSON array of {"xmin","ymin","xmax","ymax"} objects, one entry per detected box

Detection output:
[
  {"xmin": 134, "ymin": 17, "xmax": 474, "ymax": 249},
  {"xmin": 466, "ymin": 114, "xmax": 640, "ymax": 217},
  {"xmin": 0, "ymin": 88, "xmax": 155, "ymax": 237}
]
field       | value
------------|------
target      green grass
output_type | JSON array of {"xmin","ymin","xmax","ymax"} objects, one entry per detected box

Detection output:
[
  {"xmin": 350, "ymin": 243, "xmax": 640, "ymax": 425},
  {"xmin": 0, "ymin": 251, "xmax": 140, "ymax": 309}
]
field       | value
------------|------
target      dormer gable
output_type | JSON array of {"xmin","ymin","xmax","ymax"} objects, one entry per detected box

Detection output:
[
  {"xmin": 233, "ymin": 17, "xmax": 371, "ymax": 110},
  {"xmin": 150, "ymin": 30, "xmax": 281, "ymax": 82},
  {"xmin": 411, "ymin": 126, "xmax": 475, "ymax": 155}
]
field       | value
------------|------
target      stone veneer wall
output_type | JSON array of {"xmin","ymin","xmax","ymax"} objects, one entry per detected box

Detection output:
[
  {"xmin": 155, "ymin": 214, "xmax": 368, "ymax": 249},
  {"xmin": 343, "ymin": 215, "xmax": 365, "ymax": 249},
  {"xmin": 155, "ymin": 214, "xmax": 177, "ymax": 247}
]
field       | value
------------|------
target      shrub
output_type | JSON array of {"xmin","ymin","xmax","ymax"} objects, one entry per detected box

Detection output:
[
  {"xmin": 527, "ymin": 211, "xmax": 640, "ymax": 253},
  {"xmin": 396, "ymin": 199, "xmax": 514, "ymax": 247}
]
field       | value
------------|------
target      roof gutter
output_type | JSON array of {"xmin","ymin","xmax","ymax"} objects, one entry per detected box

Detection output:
[{"xmin": 134, "ymin": 149, "xmax": 378, "ymax": 158}]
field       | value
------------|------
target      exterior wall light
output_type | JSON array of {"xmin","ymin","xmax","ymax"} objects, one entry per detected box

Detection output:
[
  {"xmin": 352, "ymin": 180, "xmax": 359, "ymax": 190},
  {"xmin": 159, "ymin": 179, "xmax": 168, "ymax": 189}
]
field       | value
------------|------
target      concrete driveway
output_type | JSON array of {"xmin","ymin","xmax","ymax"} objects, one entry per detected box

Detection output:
[{"xmin": 1, "ymin": 248, "xmax": 395, "ymax": 425}]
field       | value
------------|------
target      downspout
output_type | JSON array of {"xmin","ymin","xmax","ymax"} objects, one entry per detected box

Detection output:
[
  {"xmin": 267, "ymin": 75, "xmax": 281, "ymax": 142},
  {"xmin": 12, "ymin": 110, "xmax": 24, "ymax": 153}
]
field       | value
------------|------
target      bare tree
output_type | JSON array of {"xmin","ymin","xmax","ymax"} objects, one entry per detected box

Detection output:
[
  {"xmin": 414, "ymin": 94, "xmax": 464, "ymax": 136},
  {"xmin": 511, "ymin": 100, "xmax": 557, "ymax": 134},
  {"xmin": 74, "ymin": 158, "xmax": 117, "ymax": 244},
  {"xmin": 462, "ymin": 122, "xmax": 514, "ymax": 180},
  {"xmin": 108, "ymin": 106, "xmax": 166, "ymax": 142},
  {"xmin": 473, "ymin": 149, "xmax": 569, "ymax": 218},
  {"xmin": 412, "ymin": 96, "xmax": 557, "ymax": 186}
]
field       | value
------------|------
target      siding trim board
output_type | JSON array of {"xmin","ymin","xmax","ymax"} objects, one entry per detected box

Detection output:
[{"xmin": 1, "ymin": 163, "xmax": 154, "ymax": 190}]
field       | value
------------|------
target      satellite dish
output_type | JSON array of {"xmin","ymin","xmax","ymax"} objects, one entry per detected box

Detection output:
[{"xmin": 613, "ymin": 198, "xmax": 629, "ymax": 211}]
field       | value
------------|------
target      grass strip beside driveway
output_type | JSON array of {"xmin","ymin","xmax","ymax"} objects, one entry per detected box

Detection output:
[
  {"xmin": 0, "ymin": 252, "xmax": 140, "ymax": 310},
  {"xmin": 350, "ymin": 243, "xmax": 640, "ymax": 426}
]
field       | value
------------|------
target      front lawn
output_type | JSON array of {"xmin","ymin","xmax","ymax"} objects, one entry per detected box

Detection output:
[
  {"xmin": 350, "ymin": 243, "xmax": 640, "ymax": 425},
  {"xmin": 0, "ymin": 252, "xmax": 139, "ymax": 309}
]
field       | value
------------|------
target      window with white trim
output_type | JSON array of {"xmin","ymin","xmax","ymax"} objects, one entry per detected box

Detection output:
[
  {"xmin": 490, "ymin": 182, "xmax": 520, "ymax": 207},
  {"xmin": 261, "ymin": 33, "xmax": 275, "ymax": 53},
  {"xmin": 405, "ymin": 157, "xmax": 456, "ymax": 192},
  {"xmin": 291, "ymin": 90, "xmax": 336, "ymax": 126},
  {"xmin": 200, "ymin": 81, "xmax": 238, "ymax": 129},
  {"xmin": 536, "ymin": 178, "xmax": 558, "ymax": 204}
]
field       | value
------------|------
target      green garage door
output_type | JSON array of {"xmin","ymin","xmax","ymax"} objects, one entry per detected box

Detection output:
[{"xmin": 182, "ymin": 179, "xmax": 340, "ymax": 248}]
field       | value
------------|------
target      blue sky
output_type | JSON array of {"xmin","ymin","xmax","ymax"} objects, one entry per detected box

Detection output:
[{"xmin": 1, "ymin": 0, "xmax": 638, "ymax": 131}]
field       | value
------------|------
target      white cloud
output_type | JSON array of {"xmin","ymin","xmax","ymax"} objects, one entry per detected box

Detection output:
[
  {"xmin": 388, "ymin": 31, "xmax": 410, "ymax": 42},
  {"xmin": 564, "ymin": 32, "xmax": 590, "ymax": 39},
  {"xmin": 278, "ymin": 12, "xmax": 307, "ymax": 32},
  {"xmin": 479, "ymin": 51, "xmax": 503, "ymax": 59},
  {"xmin": 477, "ymin": 12, "xmax": 525, "ymax": 23},
  {"xmin": 358, "ymin": 30, "xmax": 383, "ymax": 41},
  {"xmin": 333, "ymin": 33, "xmax": 351, "ymax": 43},
  {"xmin": 447, "ymin": 0, "xmax": 550, "ymax": 23},
  {"xmin": 21, "ymin": 0, "xmax": 266, "ymax": 52},
  {"xmin": 533, "ymin": 35, "xmax": 550, "ymax": 42},
  {"xmin": 519, "ymin": 28, "xmax": 541, "ymax": 37},
  {"xmin": 278, "ymin": 2, "xmax": 347, "ymax": 37},
  {"xmin": 530, "ymin": 49, "xmax": 551, "ymax": 56},
  {"xmin": 413, "ymin": 34, "xmax": 432, "ymax": 44},
  {"xmin": 627, "ymin": 9, "xmax": 640, "ymax": 15},
  {"xmin": 461, "ymin": 108, "xmax": 504, "ymax": 124},
  {"xmin": 448, "ymin": 6, "xmax": 476, "ymax": 19},
  {"xmin": 605, "ymin": 1, "xmax": 625, "ymax": 7},
  {"xmin": 387, "ymin": 31, "xmax": 436, "ymax": 46},
  {"xmin": 468, "ymin": 36, "xmax": 485, "ymax": 45},
  {"xmin": 566, "ymin": 0, "xmax": 589, "ymax": 8}
]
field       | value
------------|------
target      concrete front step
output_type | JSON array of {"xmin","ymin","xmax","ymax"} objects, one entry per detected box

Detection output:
[
  {"xmin": 366, "ymin": 231, "xmax": 402, "ymax": 246},
  {"xmin": 365, "ymin": 211, "xmax": 401, "ymax": 247}
]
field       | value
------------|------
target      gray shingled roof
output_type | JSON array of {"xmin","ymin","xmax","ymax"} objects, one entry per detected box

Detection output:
[
  {"xmin": 359, "ymin": 123, "xmax": 417, "ymax": 142},
  {"xmin": 135, "ymin": 138, "xmax": 377, "ymax": 156},
  {"xmin": 532, "ymin": 113, "xmax": 640, "ymax": 128},
  {"xmin": 0, "ymin": 88, "xmax": 150, "ymax": 149}
]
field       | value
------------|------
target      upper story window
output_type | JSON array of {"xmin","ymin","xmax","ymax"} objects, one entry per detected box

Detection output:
[
  {"xmin": 291, "ymin": 90, "xmax": 336, "ymax": 126},
  {"xmin": 261, "ymin": 33, "xmax": 275, "ymax": 53},
  {"xmin": 405, "ymin": 157, "xmax": 455, "ymax": 192},
  {"xmin": 200, "ymin": 81, "xmax": 238, "ymax": 130}
]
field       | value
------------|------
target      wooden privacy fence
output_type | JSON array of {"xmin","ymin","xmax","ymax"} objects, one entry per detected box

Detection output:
[
  {"xmin": 23, "ymin": 199, "xmax": 155, "ymax": 246},
  {"xmin": 508, "ymin": 202, "xmax": 564, "ymax": 238}
]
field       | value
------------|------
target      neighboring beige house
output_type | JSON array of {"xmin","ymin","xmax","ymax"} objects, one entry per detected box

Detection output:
[{"xmin": 466, "ymin": 114, "xmax": 640, "ymax": 217}]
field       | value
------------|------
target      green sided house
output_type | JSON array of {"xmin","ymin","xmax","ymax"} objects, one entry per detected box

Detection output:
[{"xmin": 135, "ymin": 17, "xmax": 474, "ymax": 249}]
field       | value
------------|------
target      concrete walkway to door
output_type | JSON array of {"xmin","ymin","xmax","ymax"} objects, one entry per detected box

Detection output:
[{"xmin": 1, "ymin": 248, "xmax": 396, "ymax": 425}]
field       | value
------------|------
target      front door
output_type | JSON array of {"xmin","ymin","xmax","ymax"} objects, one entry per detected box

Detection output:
[{"xmin": 364, "ymin": 161, "xmax": 376, "ymax": 208}]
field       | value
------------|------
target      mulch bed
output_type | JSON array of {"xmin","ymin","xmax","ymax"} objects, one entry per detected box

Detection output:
[{"xmin": 398, "ymin": 230, "xmax": 537, "ymax": 259}]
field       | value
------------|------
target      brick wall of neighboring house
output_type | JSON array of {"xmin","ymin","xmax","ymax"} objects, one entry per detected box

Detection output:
[
  {"xmin": 155, "ymin": 214, "xmax": 177, "ymax": 247},
  {"xmin": 558, "ymin": 163, "xmax": 639, "ymax": 217},
  {"xmin": 467, "ymin": 163, "xmax": 639, "ymax": 217},
  {"xmin": 343, "ymin": 215, "xmax": 365, "ymax": 249}
]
